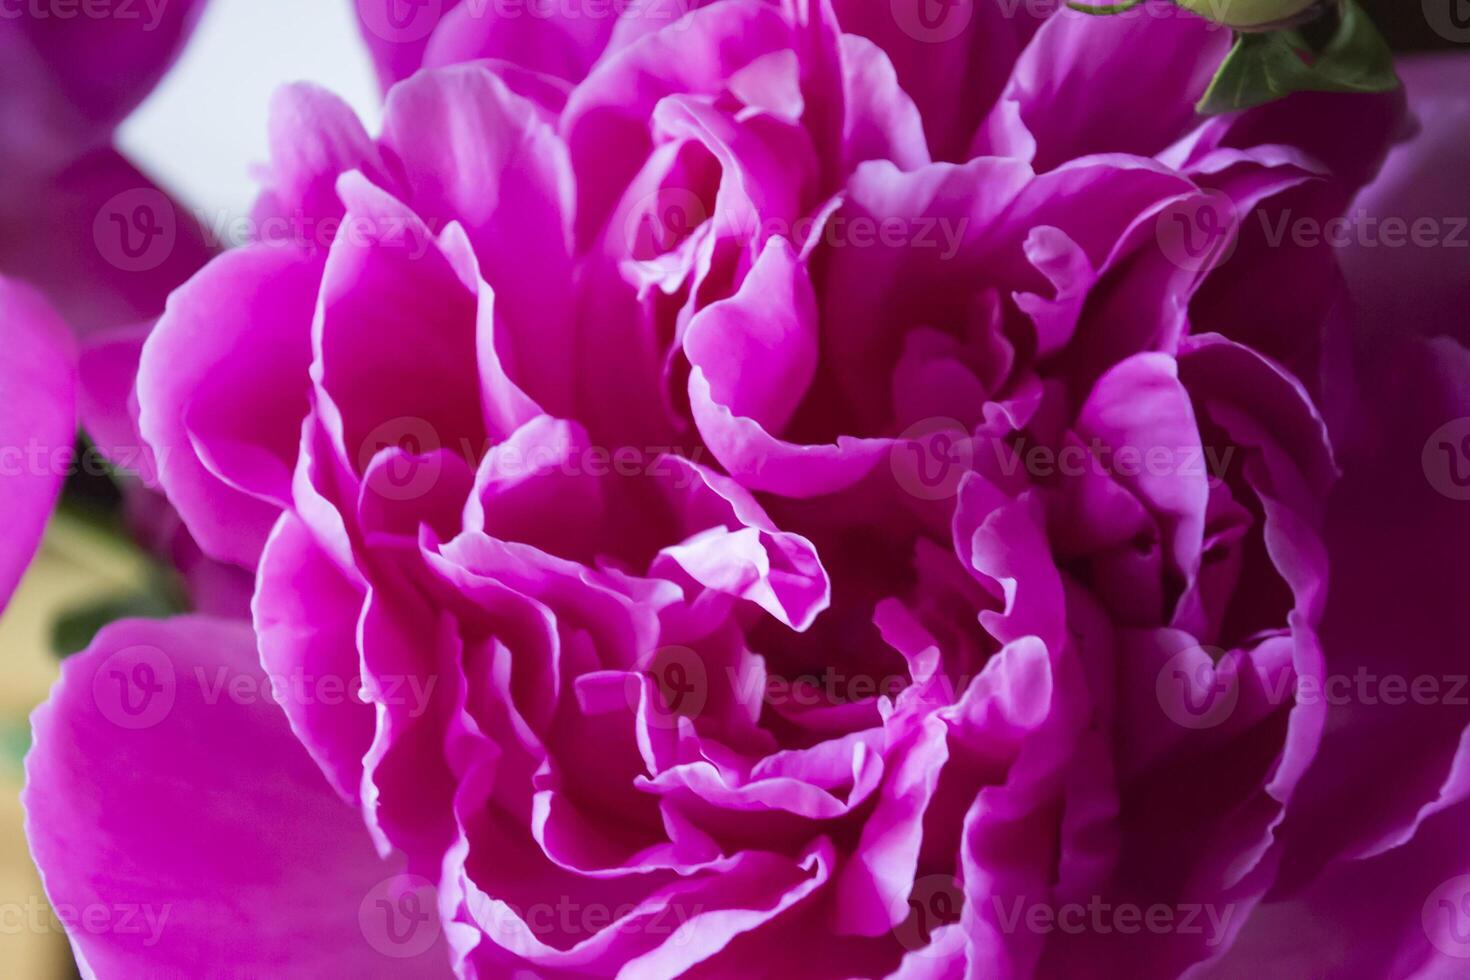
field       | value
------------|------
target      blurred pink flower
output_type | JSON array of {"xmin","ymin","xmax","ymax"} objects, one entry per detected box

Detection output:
[
  {"xmin": 0, "ymin": 0, "xmax": 214, "ymax": 335},
  {"xmin": 0, "ymin": 278, "xmax": 74, "ymax": 612}
]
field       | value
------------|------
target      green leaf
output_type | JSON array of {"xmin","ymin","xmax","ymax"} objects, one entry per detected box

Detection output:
[
  {"xmin": 51, "ymin": 590, "xmax": 184, "ymax": 658},
  {"xmin": 1197, "ymin": 1, "xmax": 1399, "ymax": 115},
  {"xmin": 41, "ymin": 503, "xmax": 190, "ymax": 658},
  {"xmin": 1198, "ymin": 32, "xmax": 1312, "ymax": 115},
  {"xmin": 1065, "ymin": 0, "xmax": 1147, "ymax": 13},
  {"xmin": 1302, "ymin": 0, "xmax": 1399, "ymax": 94}
]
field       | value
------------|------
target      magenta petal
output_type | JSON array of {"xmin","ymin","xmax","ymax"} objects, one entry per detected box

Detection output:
[
  {"xmin": 1266, "ymin": 56, "xmax": 1470, "ymax": 885},
  {"xmin": 139, "ymin": 244, "xmax": 321, "ymax": 568},
  {"xmin": 24, "ymin": 616, "xmax": 448, "ymax": 977},
  {"xmin": 1210, "ymin": 798, "xmax": 1470, "ymax": 979},
  {"xmin": 255, "ymin": 83, "xmax": 387, "ymax": 232},
  {"xmin": 838, "ymin": 33, "xmax": 930, "ymax": 173},
  {"xmin": 976, "ymin": 4, "xmax": 1231, "ymax": 170},
  {"xmin": 255, "ymin": 512, "xmax": 373, "ymax": 803},
  {"xmin": 657, "ymin": 456, "xmax": 831, "ymax": 631},
  {"xmin": 0, "ymin": 278, "xmax": 74, "ymax": 607},
  {"xmin": 685, "ymin": 236, "xmax": 817, "ymax": 437},
  {"xmin": 380, "ymin": 65, "xmax": 576, "ymax": 416},
  {"xmin": 711, "ymin": 409, "xmax": 891, "ymax": 498},
  {"xmin": 463, "ymin": 415, "xmax": 606, "ymax": 562},
  {"xmin": 353, "ymin": 0, "xmax": 461, "ymax": 91},
  {"xmin": 1277, "ymin": 337, "xmax": 1470, "ymax": 883},
  {"xmin": 421, "ymin": 0, "xmax": 617, "ymax": 82},
  {"xmin": 1339, "ymin": 54, "xmax": 1470, "ymax": 352},
  {"xmin": 1076, "ymin": 353, "xmax": 1208, "ymax": 581},
  {"xmin": 831, "ymin": 0, "xmax": 1035, "ymax": 162},
  {"xmin": 0, "ymin": 149, "xmax": 216, "ymax": 337},
  {"xmin": 833, "ymin": 714, "xmax": 949, "ymax": 935},
  {"xmin": 561, "ymin": 0, "xmax": 795, "ymax": 244},
  {"xmin": 77, "ymin": 324, "xmax": 155, "ymax": 482},
  {"xmin": 312, "ymin": 178, "xmax": 485, "ymax": 485},
  {"xmin": 957, "ymin": 482, "xmax": 1066, "ymax": 656},
  {"xmin": 0, "ymin": 0, "xmax": 206, "ymax": 173}
]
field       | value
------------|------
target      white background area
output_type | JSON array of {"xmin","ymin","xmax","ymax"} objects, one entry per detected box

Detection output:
[{"xmin": 117, "ymin": 0, "xmax": 383, "ymax": 230}]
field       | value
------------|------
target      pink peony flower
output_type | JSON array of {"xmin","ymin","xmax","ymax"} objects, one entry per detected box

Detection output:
[{"xmin": 23, "ymin": 4, "xmax": 1470, "ymax": 978}]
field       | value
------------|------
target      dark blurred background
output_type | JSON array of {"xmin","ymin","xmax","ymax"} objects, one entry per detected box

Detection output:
[{"xmin": 1369, "ymin": 0, "xmax": 1466, "ymax": 50}]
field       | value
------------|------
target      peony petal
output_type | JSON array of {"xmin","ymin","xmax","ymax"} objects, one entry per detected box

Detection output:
[
  {"xmin": 831, "ymin": 0, "xmax": 1037, "ymax": 162},
  {"xmin": 23, "ymin": 616, "xmax": 448, "ymax": 977},
  {"xmin": 254, "ymin": 83, "xmax": 388, "ymax": 235},
  {"xmin": 839, "ymin": 32, "xmax": 930, "ymax": 173},
  {"xmin": 684, "ymin": 236, "xmax": 817, "ymax": 438},
  {"xmin": 139, "ymin": 244, "xmax": 320, "ymax": 567},
  {"xmin": 381, "ymin": 64, "xmax": 577, "ymax": 417},
  {"xmin": 656, "ymin": 454, "xmax": 831, "ymax": 630},
  {"xmin": 312, "ymin": 176, "xmax": 485, "ymax": 490},
  {"xmin": 0, "ymin": 278, "xmax": 75, "ymax": 608},
  {"xmin": 561, "ymin": 0, "xmax": 796, "ymax": 245},
  {"xmin": 77, "ymin": 324, "xmax": 155, "ymax": 483},
  {"xmin": 1338, "ymin": 54, "xmax": 1470, "ymax": 353},
  {"xmin": 974, "ymin": 4, "xmax": 1231, "ymax": 170},
  {"xmin": 255, "ymin": 511, "xmax": 373, "ymax": 803},
  {"xmin": 0, "ymin": 0, "xmax": 206, "ymax": 174},
  {"xmin": 0, "ymin": 149, "xmax": 216, "ymax": 338},
  {"xmin": 1076, "ymin": 353, "xmax": 1208, "ymax": 584}
]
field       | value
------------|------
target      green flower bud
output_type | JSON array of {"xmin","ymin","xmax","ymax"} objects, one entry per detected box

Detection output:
[
  {"xmin": 1173, "ymin": 0, "xmax": 1323, "ymax": 28},
  {"xmin": 1068, "ymin": 0, "xmax": 1326, "ymax": 29}
]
